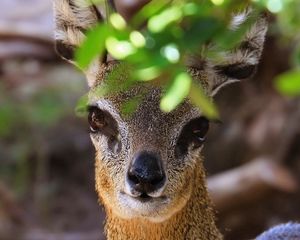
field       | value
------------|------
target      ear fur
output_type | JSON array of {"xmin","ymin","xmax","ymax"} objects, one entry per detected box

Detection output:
[
  {"xmin": 210, "ymin": 13, "xmax": 268, "ymax": 95},
  {"xmin": 54, "ymin": 3, "xmax": 268, "ymax": 90},
  {"xmin": 53, "ymin": 0, "xmax": 105, "ymax": 86},
  {"xmin": 187, "ymin": 11, "xmax": 268, "ymax": 96},
  {"xmin": 54, "ymin": 0, "xmax": 102, "ymax": 58}
]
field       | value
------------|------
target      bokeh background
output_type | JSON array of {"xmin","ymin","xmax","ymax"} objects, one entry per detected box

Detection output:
[{"xmin": 0, "ymin": 0, "xmax": 299, "ymax": 239}]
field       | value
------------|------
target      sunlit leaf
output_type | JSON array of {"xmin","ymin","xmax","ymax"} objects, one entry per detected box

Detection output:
[
  {"xmin": 75, "ymin": 94, "xmax": 89, "ymax": 117},
  {"xmin": 130, "ymin": 31, "xmax": 146, "ymax": 48},
  {"xmin": 161, "ymin": 44, "xmax": 180, "ymax": 63},
  {"xmin": 266, "ymin": 0, "xmax": 284, "ymax": 13},
  {"xmin": 75, "ymin": 24, "xmax": 109, "ymax": 69},
  {"xmin": 211, "ymin": 0, "xmax": 224, "ymax": 6},
  {"xmin": 131, "ymin": 0, "xmax": 171, "ymax": 27},
  {"xmin": 106, "ymin": 37, "xmax": 136, "ymax": 59},
  {"xmin": 182, "ymin": 2, "xmax": 200, "ymax": 16},
  {"xmin": 275, "ymin": 70, "xmax": 300, "ymax": 96},
  {"xmin": 121, "ymin": 95, "xmax": 144, "ymax": 118},
  {"xmin": 148, "ymin": 6, "xmax": 183, "ymax": 33},
  {"xmin": 189, "ymin": 82, "xmax": 219, "ymax": 119},
  {"xmin": 109, "ymin": 13, "xmax": 126, "ymax": 30},
  {"xmin": 135, "ymin": 66, "xmax": 161, "ymax": 81},
  {"xmin": 92, "ymin": 63, "xmax": 135, "ymax": 97},
  {"xmin": 160, "ymin": 72, "xmax": 192, "ymax": 112}
]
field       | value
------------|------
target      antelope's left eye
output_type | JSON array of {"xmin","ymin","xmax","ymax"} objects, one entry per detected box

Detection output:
[
  {"xmin": 87, "ymin": 106, "xmax": 122, "ymax": 154},
  {"xmin": 88, "ymin": 106, "xmax": 107, "ymax": 133},
  {"xmin": 175, "ymin": 117, "xmax": 210, "ymax": 158}
]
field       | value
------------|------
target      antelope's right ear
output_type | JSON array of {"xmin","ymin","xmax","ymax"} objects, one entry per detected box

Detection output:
[
  {"xmin": 54, "ymin": 0, "xmax": 103, "ymax": 61},
  {"xmin": 53, "ymin": 0, "xmax": 105, "ymax": 86}
]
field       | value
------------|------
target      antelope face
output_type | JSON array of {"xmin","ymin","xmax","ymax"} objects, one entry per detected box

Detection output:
[
  {"xmin": 53, "ymin": 0, "xmax": 267, "ymax": 223},
  {"xmin": 89, "ymin": 78, "xmax": 207, "ymax": 221}
]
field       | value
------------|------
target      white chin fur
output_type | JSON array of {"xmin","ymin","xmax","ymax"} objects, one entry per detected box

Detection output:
[{"xmin": 116, "ymin": 192, "xmax": 173, "ymax": 222}]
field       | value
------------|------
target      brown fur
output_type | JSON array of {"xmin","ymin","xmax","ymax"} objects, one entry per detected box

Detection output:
[
  {"xmin": 53, "ymin": 1, "xmax": 267, "ymax": 239},
  {"xmin": 97, "ymin": 154, "xmax": 222, "ymax": 240}
]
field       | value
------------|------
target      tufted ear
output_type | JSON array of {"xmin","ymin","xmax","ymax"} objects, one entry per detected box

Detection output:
[
  {"xmin": 53, "ymin": 0, "xmax": 106, "ymax": 86},
  {"xmin": 187, "ymin": 12, "xmax": 268, "ymax": 96},
  {"xmin": 210, "ymin": 14, "xmax": 268, "ymax": 95},
  {"xmin": 53, "ymin": 0, "xmax": 105, "ymax": 61}
]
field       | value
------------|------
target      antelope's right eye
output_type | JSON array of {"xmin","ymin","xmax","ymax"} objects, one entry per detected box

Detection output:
[
  {"xmin": 88, "ymin": 106, "xmax": 106, "ymax": 133},
  {"xmin": 175, "ymin": 117, "xmax": 210, "ymax": 158}
]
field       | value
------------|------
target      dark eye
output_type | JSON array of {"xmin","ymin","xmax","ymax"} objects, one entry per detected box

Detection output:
[
  {"xmin": 55, "ymin": 40, "xmax": 75, "ymax": 61},
  {"xmin": 215, "ymin": 64, "xmax": 256, "ymax": 80},
  {"xmin": 175, "ymin": 117, "xmax": 209, "ymax": 158},
  {"xmin": 87, "ymin": 106, "xmax": 121, "ymax": 154},
  {"xmin": 88, "ymin": 106, "xmax": 107, "ymax": 133}
]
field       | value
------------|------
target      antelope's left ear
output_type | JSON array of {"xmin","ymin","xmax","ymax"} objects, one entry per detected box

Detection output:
[{"xmin": 209, "ymin": 14, "xmax": 268, "ymax": 96}]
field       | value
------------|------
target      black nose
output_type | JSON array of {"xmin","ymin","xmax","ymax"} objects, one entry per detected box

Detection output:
[{"xmin": 127, "ymin": 151, "xmax": 166, "ymax": 195}]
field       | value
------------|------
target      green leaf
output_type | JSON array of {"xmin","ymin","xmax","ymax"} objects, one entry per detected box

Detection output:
[
  {"xmin": 183, "ymin": 17, "xmax": 223, "ymax": 48},
  {"xmin": 189, "ymin": 82, "xmax": 219, "ymax": 120},
  {"xmin": 109, "ymin": 13, "xmax": 127, "ymax": 30},
  {"xmin": 75, "ymin": 24, "xmax": 109, "ymax": 69},
  {"xmin": 121, "ymin": 95, "xmax": 143, "ymax": 118},
  {"xmin": 160, "ymin": 72, "xmax": 192, "ymax": 112},
  {"xmin": 275, "ymin": 70, "xmax": 300, "ymax": 96},
  {"xmin": 94, "ymin": 63, "xmax": 135, "ymax": 97},
  {"xmin": 134, "ymin": 66, "xmax": 161, "ymax": 81},
  {"xmin": 215, "ymin": 12, "xmax": 257, "ymax": 50},
  {"xmin": 130, "ymin": 0, "xmax": 171, "ymax": 27},
  {"xmin": 75, "ymin": 94, "xmax": 89, "ymax": 117},
  {"xmin": 106, "ymin": 37, "xmax": 136, "ymax": 59},
  {"xmin": 148, "ymin": 6, "xmax": 183, "ymax": 33}
]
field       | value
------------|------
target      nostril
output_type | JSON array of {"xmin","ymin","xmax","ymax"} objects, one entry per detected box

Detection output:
[
  {"xmin": 140, "ymin": 193, "xmax": 150, "ymax": 199},
  {"xmin": 149, "ymin": 173, "xmax": 165, "ymax": 186},
  {"xmin": 127, "ymin": 168, "xmax": 166, "ymax": 194},
  {"xmin": 128, "ymin": 171, "xmax": 140, "ymax": 185},
  {"xmin": 127, "ymin": 151, "xmax": 166, "ymax": 194}
]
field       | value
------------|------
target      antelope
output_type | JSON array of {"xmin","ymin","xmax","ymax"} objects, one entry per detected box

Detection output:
[{"xmin": 53, "ymin": 0, "xmax": 300, "ymax": 239}]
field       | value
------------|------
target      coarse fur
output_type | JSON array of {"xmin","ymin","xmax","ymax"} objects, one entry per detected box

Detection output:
[
  {"xmin": 53, "ymin": 1, "xmax": 269, "ymax": 239},
  {"xmin": 102, "ymin": 163, "xmax": 221, "ymax": 239}
]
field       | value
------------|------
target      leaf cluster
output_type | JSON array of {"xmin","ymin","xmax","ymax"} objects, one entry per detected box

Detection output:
[{"xmin": 75, "ymin": 0, "xmax": 300, "ymax": 117}]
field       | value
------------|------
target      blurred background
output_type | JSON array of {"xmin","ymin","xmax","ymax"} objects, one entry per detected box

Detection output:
[{"xmin": 0, "ymin": 0, "xmax": 299, "ymax": 239}]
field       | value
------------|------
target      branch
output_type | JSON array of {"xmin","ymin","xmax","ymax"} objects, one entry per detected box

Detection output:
[{"xmin": 208, "ymin": 157, "xmax": 298, "ymax": 212}]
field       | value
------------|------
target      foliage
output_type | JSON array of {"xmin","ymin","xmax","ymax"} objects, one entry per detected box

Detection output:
[
  {"xmin": 0, "ymin": 76, "xmax": 84, "ymax": 195},
  {"xmin": 261, "ymin": 0, "xmax": 300, "ymax": 96},
  {"xmin": 275, "ymin": 70, "xmax": 300, "ymax": 96},
  {"xmin": 75, "ymin": 0, "xmax": 300, "ymax": 118},
  {"xmin": 253, "ymin": 0, "xmax": 300, "ymax": 96}
]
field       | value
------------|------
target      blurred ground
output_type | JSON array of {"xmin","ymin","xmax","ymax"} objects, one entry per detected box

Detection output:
[{"xmin": 0, "ymin": 1, "xmax": 299, "ymax": 240}]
